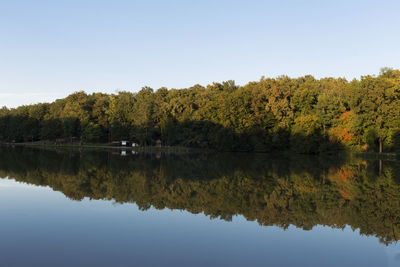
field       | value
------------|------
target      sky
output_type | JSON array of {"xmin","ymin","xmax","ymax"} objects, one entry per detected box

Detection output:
[{"xmin": 1, "ymin": 0, "xmax": 400, "ymax": 108}]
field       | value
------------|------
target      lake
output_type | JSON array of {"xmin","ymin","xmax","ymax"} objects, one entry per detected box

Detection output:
[{"xmin": 0, "ymin": 146, "xmax": 400, "ymax": 267}]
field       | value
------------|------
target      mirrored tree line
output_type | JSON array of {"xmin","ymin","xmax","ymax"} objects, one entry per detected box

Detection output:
[{"xmin": 1, "ymin": 146, "xmax": 400, "ymax": 244}]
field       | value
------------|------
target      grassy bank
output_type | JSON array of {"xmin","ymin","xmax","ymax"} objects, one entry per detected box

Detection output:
[{"xmin": 1, "ymin": 141, "xmax": 398, "ymax": 159}]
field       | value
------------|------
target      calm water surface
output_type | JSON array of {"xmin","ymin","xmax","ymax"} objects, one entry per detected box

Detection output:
[{"xmin": 0, "ymin": 146, "xmax": 400, "ymax": 267}]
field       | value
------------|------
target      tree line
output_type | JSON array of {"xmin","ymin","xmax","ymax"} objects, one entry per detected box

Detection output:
[
  {"xmin": 1, "ymin": 146, "xmax": 400, "ymax": 244},
  {"xmin": 1, "ymin": 68, "xmax": 400, "ymax": 153}
]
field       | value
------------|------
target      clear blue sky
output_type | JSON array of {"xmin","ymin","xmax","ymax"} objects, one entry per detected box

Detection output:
[{"xmin": 1, "ymin": 0, "xmax": 400, "ymax": 108}]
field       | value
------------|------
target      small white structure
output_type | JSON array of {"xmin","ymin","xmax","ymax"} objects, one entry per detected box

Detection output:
[
  {"xmin": 121, "ymin": 141, "xmax": 128, "ymax": 146},
  {"xmin": 121, "ymin": 150, "xmax": 127, "ymax": 156},
  {"xmin": 131, "ymin": 142, "xmax": 139, "ymax": 147}
]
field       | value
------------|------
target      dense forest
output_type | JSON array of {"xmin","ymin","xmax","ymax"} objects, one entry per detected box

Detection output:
[
  {"xmin": 1, "ymin": 68, "xmax": 400, "ymax": 153},
  {"xmin": 1, "ymin": 147, "xmax": 400, "ymax": 244}
]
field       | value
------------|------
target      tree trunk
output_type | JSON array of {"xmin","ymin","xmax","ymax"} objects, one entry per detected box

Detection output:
[{"xmin": 379, "ymin": 136, "xmax": 383, "ymax": 153}]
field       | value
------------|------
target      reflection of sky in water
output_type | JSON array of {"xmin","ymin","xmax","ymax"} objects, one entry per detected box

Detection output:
[
  {"xmin": 386, "ymin": 244, "xmax": 400, "ymax": 267},
  {"xmin": 0, "ymin": 177, "xmax": 399, "ymax": 267},
  {"xmin": 0, "ymin": 178, "xmax": 33, "ymax": 187}
]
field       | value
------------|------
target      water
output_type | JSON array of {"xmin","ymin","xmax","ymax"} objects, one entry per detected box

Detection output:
[{"xmin": 0, "ymin": 146, "xmax": 400, "ymax": 267}]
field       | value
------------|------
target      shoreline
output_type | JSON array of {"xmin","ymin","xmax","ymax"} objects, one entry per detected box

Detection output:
[
  {"xmin": 1, "ymin": 142, "xmax": 398, "ymax": 158},
  {"xmin": 0, "ymin": 141, "xmax": 199, "ymax": 153}
]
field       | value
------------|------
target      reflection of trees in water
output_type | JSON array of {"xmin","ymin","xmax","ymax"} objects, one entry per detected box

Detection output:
[{"xmin": 1, "ymin": 146, "xmax": 400, "ymax": 244}]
